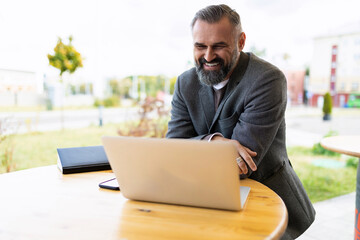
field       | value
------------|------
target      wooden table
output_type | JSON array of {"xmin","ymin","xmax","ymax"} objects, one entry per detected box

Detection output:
[
  {"xmin": 321, "ymin": 135, "xmax": 360, "ymax": 240},
  {"xmin": 321, "ymin": 136, "xmax": 360, "ymax": 158},
  {"xmin": 0, "ymin": 166, "xmax": 288, "ymax": 240}
]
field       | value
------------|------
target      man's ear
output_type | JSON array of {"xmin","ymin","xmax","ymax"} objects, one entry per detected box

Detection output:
[{"xmin": 238, "ymin": 32, "xmax": 246, "ymax": 51}]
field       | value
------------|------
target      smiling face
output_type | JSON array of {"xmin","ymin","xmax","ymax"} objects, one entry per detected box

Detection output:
[{"xmin": 192, "ymin": 17, "xmax": 246, "ymax": 86}]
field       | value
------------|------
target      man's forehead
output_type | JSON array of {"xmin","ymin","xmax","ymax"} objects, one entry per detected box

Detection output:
[
  {"xmin": 192, "ymin": 18, "xmax": 234, "ymax": 32},
  {"xmin": 192, "ymin": 18, "xmax": 236, "ymax": 43}
]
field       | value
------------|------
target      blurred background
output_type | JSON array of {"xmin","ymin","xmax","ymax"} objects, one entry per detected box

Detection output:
[
  {"xmin": 1, "ymin": 1, "xmax": 360, "ymax": 238},
  {"xmin": 0, "ymin": 0, "xmax": 359, "ymax": 110},
  {"xmin": 0, "ymin": 0, "xmax": 360, "ymax": 199}
]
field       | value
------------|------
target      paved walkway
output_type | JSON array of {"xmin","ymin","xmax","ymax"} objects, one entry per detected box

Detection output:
[
  {"xmin": 285, "ymin": 106, "xmax": 360, "ymax": 147},
  {"xmin": 298, "ymin": 192, "xmax": 355, "ymax": 239}
]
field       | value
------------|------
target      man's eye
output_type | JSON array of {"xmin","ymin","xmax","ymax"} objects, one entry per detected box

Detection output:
[
  {"xmin": 213, "ymin": 45, "xmax": 225, "ymax": 49},
  {"xmin": 196, "ymin": 46, "xmax": 206, "ymax": 50}
]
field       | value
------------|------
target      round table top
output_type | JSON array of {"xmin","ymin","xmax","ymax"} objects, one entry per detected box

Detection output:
[
  {"xmin": 0, "ymin": 165, "xmax": 288, "ymax": 240},
  {"xmin": 320, "ymin": 135, "xmax": 360, "ymax": 158}
]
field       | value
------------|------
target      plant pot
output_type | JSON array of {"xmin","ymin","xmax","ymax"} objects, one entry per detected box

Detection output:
[{"xmin": 323, "ymin": 113, "xmax": 331, "ymax": 121}]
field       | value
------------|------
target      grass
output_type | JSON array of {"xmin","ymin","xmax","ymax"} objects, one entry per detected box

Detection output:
[
  {"xmin": 0, "ymin": 106, "xmax": 47, "ymax": 112},
  {"xmin": 0, "ymin": 127, "xmax": 357, "ymax": 203},
  {"xmin": 0, "ymin": 124, "xmax": 121, "ymax": 172},
  {"xmin": 0, "ymin": 105, "xmax": 98, "ymax": 113},
  {"xmin": 288, "ymin": 146, "xmax": 356, "ymax": 203},
  {"xmin": 294, "ymin": 161, "xmax": 356, "ymax": 203}
]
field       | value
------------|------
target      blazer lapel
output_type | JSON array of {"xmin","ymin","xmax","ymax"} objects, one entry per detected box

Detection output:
[
  {"xmin": 199, "ymin": 85, "xmax": 215, "ymax": 130},
  {"xmin": 210, "ymin": 52, "xmax": 250, "ymax": 129}
]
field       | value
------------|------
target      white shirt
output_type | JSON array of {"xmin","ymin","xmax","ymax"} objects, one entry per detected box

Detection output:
[{"xmin": 213, "ymin": 79, "xmax": 229, "ymax": 90}]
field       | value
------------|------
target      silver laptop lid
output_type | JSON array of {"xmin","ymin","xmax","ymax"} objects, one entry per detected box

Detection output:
[{"xmin": 102, "ymin": 136, "xmax": 241, "ymax": 211}]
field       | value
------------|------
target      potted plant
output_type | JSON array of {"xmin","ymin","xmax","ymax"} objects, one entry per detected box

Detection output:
[{"xmin": 322, "ymin": 92, "xmax": 332, "ymax": 121}]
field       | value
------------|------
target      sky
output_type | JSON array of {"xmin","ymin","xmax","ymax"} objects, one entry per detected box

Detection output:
[{"xmin": 0, "ymin": 0, "xmax": 360, "ymax": 82}]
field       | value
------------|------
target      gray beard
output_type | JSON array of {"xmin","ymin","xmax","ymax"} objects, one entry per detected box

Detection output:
[
  {"xmin": 195, "ymin": 50, "xmax": 239, "ymax": 86},
  {"xmin": 195, "ymin": 67, "xmax": 227, "ymax": 86}
]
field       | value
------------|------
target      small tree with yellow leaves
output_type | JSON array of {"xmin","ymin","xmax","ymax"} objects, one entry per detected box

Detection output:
[
  {"xmin": 48, "ymin": 36, "xmax": 83, "ymax": 77},
  {"xmin": 47, "ymin": 36, "xmax": 83, "ymax": 128}
]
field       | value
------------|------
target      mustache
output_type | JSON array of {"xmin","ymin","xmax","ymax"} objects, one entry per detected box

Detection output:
[{"xmin": 198, "ymin": 57, "xmax": 225, "ymax": 66}]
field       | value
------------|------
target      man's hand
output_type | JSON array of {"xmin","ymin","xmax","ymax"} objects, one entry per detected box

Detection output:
[{"xmin": 212, "ymin": 135, "xmax": 257, "ymax": 175}]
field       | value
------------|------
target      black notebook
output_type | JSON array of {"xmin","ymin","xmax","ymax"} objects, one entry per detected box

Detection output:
[{"xmin": 57, "ymin": 145, "xmax": 111, "ymax": 174}]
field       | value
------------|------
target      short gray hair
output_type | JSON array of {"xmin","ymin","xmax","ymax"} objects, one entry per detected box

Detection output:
[{"xmin": 191, "ymin": 4, "xmax": 242, "ymax": 32}]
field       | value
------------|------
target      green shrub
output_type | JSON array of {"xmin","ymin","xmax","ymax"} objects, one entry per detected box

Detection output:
[
  {"xmin": 312, "ymin": 130, "xmax": 339, "ymax": 156},
  {"xmin": 93, "ymin": 98, "xmax": 102, "ymax": 107},
  {"xmin": 323, "ymin": 92, "xmax": 332, "ymax": 115},
  {"xmin": 0, "ymin": 118, "xmax": 16, "ymax": 173},
  {"xmin": 103, "ymin": 96, "xmax": 120, "ymax": 107},
  {"xmin": 93, "ymin": 96, "xmax": 120, "ymax": 108},
  {"xmin": 346, "ymin": 157, "xmax": 359, "ymax": 169},
  {"xmin": 312, "ymin": 143, "xmax": 340, "ymax": 156}
]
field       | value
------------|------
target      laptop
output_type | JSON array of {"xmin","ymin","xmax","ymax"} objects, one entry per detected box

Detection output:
[{"xmin": 101, "ymin": 136, "xmax": 250, "ymax": 211}]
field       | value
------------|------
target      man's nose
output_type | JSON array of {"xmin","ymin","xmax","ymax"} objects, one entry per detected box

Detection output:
[{"xmin": 204, "ymin": 48, "xmax": 216, "ymax": 62}]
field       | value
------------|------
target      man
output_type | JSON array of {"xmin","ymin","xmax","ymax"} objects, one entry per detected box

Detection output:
[{"xmin": 166, "ymin": 4, "xmax": 315, "ymax": 239}]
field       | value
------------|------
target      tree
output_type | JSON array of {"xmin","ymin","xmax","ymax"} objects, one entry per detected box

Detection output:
[
  {"xmin": 322, "ymin": 92, "xmax": 332, "ymax": 121},
  {"xmin": 48, "ymin": 36, "xmax": 83, "ymax": 77},
  {"xmin": 169, "ymin": 76, "xmax": 177, "ymax": 95},
  {"xmin": 249, "ymin": 45, "xmax": 266, "ymax": 57},
  {"xmin": 47, "ymin": 36, "xmax": 83, "ymax": 128}
]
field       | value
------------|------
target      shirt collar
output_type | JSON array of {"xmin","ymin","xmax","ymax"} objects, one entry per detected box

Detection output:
[{"xmin": 213, "ymin": 79, "xmax": 229, "ymax": 90}]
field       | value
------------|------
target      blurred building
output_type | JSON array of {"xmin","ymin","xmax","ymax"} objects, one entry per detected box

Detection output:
[
  {"xmin": 284, "ymin": 70, "xmax": 305, "ymax": 106},
  {"xmin": 308, "ymin": 29, "xmax": 360, "ymax": 107},
  {"xmin": 44, "ymin": 73, "xmax": 94, "ymax": 108},
  {"xmin": 0, "ymin": 68, "xmax": 95, "ymax": 108},
  {"xmin": 0, "ymin": 68, "xmax": 44, "ymax": 106}
]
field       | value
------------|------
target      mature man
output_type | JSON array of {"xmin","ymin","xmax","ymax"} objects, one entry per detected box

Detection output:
[{"xmin": 166, "ymin": 4, "xmax": 315, "ymax": 239}]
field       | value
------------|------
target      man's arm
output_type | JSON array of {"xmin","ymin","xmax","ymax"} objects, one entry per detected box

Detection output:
[
  {"xmin": 166, "ymin": 77, "xmax": 207, "ymax": 140},
  {"xmin": 211, "ymin": 135, "xmax": 257, "ymax": 175},
  {"xmin": 166, "ymin": 72, "xmax": 261, "ymax": 175},
  {"xmin": 226, "ymin": 67, "xmax": 287, "ymax": 175}
]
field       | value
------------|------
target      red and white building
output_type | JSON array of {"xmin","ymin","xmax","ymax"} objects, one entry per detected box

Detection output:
[{"xmin": 308, "ymin": 29, "xmax": 360, "ymax": 107}]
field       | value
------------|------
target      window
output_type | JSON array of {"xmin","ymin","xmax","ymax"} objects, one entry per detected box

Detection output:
[
  {"xmin": 340, "ymin": 82, "xmax": 345, "ymax": 91},
  {"xmin": 332, "ymin": 47, "xmax": 338, "ymax": 54},
  {"xmin": 352, "ymin": 82, "xmax": 359, "ymax": 91}
]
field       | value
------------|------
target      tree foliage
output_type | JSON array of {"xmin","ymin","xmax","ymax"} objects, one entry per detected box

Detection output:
[
  {"xmin": 323, "ymin": 92, "xmax": 332, "ymax": 115},
  {"xmin": 169, "ymin": 76, "xmax": 177, "ymax": 95},
  {"xmin": 140, "ymin": 75, "xmax": 166, "ymax": 97},
  {"xmin": 249, "ymin": 45, "xmax": 267, "ymax": 57},
  {"xmin": 107, "ymin": 77, "xmax": 132, "ymax": 98},
  {"xmin": 47, "ymin": 36, "xmax": 83, "ymax": 76},
  {"xmin": 108, "ymin": 75, "xmax": 171, "ymax": 99}
]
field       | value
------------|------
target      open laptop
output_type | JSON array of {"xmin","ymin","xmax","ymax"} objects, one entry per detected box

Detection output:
[{"xmin": 101, "ymin": 136, "xmax": 250, "ymax": 211}]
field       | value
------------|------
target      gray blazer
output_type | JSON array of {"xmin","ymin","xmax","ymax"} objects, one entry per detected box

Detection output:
[{"xmin": 166, "ymin": 52, "xmax": 315, "ymax": 239}]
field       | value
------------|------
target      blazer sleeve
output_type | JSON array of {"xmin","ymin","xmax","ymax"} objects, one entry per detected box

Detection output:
[
  {"xmin": 232, "ymin": 67, "xmax": 287, "ymax": 169},
  {"xmin": 166, "ymin": 77, "xmax": 207, "ymax": 140}
]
